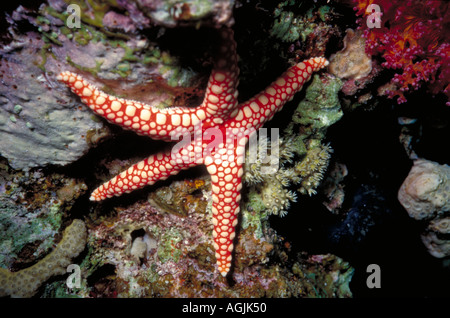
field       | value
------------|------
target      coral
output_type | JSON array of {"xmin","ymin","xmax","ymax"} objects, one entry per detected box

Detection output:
[
  {"xmin": 84, "ymin": 198, "xmax": 354, "ymax": 297},
  {"xmin": 291, "ymin": 253, "xmax": 354, "ymax": 298},
  {"xmin": 398, "ymin": 159, "xmax": 450, "ymax": 220},
  {"xmin": 321, "ymin": 161, "xmax": 348, "ymax": 213},
  {"xmin": 242, "ymin": 135, "xmax": 332, "ymax": 217},
  {"xmin": 149, "ymin": 178, "xmax": 209, "ymax": 217},
  {"xmin": 329, "ymin": 29, "xmax": 372, "ymax": 80},
  {"xmin": 295, "ymin": 140, "xmax": 333, "ymax": 196},
  {"xmin": 0, "ymin": 164, "xmax": 88, "ymax": 270},
  {"xmin": 398, "ymin": 159, "xmax": 450, "ymax": 258},
  {"xmin": 269, "ymin": 0, "xmax": 341, "ymax": 60},
  {"xmin": 421, "ymin": 229, "xmax": 450, "ymax": 259},
  {"xmin": 135, "ymin": 0, "xmax": 234, "ymax": 28},
  {"xmin": 289, "ymin": 73, "xmax": 343, "ymax": 136},
  {"xmin": 352, "ymin": 0, "xmax": 450, "ymax": 104},
  {"xmin": 0, "ymin": 219, "xmax": 87, "ymax": 298},
  {"xmin": 271, "ymin": 1, "xmax": 320, "ymax": 43},
  {"xmin": 241, "ymin": 71, "xmax": 342, "ymax": 221}
]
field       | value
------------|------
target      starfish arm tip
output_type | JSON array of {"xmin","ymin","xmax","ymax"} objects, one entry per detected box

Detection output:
[
  {"xmin": 220, "ymin": 270, "xmax": 229, "ymax": 277},
  {"xmin": 89, "ymin": 194, "xmax": 100, "ymax": 201}
]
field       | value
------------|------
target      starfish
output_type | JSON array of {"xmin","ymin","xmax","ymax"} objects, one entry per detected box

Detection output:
[{"xmin": 57, "ymin": 27, "xmax": 328, "ymax": 277}]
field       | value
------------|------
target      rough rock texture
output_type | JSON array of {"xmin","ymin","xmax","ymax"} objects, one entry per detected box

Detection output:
[
  {"xmin": 398, "ymin": 159, "xmax": 450, "ymax": 258},
  {"xmin": 0, "ymin": 35, "xmax": 103, "ymax": 170},
  {"xmin": 329, "ymin": 29, "xmax": 372, "ymax": 81},
  {"xmin": 398, "ymin": 159, "xmax": 450, "ymax": 221},
  {"xmin": 0, "ymin": 1, "xmax": 202, "ymax": 170},
  {"xmin": 136, "ymin": 0, "xmax": 235, "ymax": 28},
  {"xmin": 85, "ymin": 191, "xmax": 353, "ymax": 298}
]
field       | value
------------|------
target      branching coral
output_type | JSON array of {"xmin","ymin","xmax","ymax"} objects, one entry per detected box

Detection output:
[
  {"xmin": 0, "ymin": 219, "xmax": 87, "ymax": 298},
  {"xmin": 351, "ymin": 0, "xmax": 450, "ymax": 104}
]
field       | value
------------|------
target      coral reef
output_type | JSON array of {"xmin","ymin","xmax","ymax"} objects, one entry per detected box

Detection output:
[
  {"xmin": 269, "ymin": 1, "xmax": 341, "ymax": 58},
  {"xmin": 0, "ymin": 219, "xmax": 87, "ymax": 298},
  {"xmin": 241, "ymin": 72, "xmax": 342, "ymax": 219},
  {"xmin": 83, "ymin": 196, "xmax": 353, "ymax": 297},
  {"xmin": 352, "ymin": 0, "xmax": 450, "ymax": 104},
  {"xmin": 398, "ymin": 159, "xmax": 450, "ymax": 257},
  {"xmin": 7, "ymin": 0, "xmax": 449, "ymax": 299},
  {"xmin": 136, "ymin": 0, "xmax": 235, "ymax": 28},
  {"xmin": 0, "ymin": 161, "xmax": 88, "ymax": 270}
]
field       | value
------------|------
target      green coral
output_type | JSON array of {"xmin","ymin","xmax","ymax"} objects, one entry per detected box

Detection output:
[
  {"xmin": 0, "ymin": 200, "xmax": 63, "ymax": 268},
  {"xmin": 270, "ymin": 1, "xmax": 332, "ymax": 43},
  {"xmin": 243, "ymin": 137, "xmax": 332, "ymax": 219},
  {"xmin": 287, "ymin": 73, "xmax": 343, "ymax": 139}
]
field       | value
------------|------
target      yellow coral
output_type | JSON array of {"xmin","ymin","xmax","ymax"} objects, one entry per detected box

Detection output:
[
  {"xmin": 0, "ymin": 219, "xmax": 87, "ymax": 298},
  {"xmin": 296, "ymin": 141, "xmax": 332, "ymax": 196}
]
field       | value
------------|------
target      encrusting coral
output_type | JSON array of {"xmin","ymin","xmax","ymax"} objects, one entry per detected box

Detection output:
[
  {"xmin": 329, "ymin": 29, "xmax": 372, "ymax": 81},
  {"xmin": 0, "ymin": 219, "xmax": 87, "ymax": 298},
  {"xmin": 398, "ymin": 159, "xmax": 450, "ymax": 221},
  {"xmin": 398, "ymin": 159, "xmax": 450, "ymax": 258}
]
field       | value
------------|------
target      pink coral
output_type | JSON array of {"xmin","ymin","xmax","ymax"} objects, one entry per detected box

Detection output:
[{"xmin": 351, "ymin": 0, "xmax": 450, "ymax": 105}]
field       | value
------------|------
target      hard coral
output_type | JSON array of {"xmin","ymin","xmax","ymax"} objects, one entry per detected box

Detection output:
[
  {"xmin": 352, "ymin": 0, "xmax": 450, "ymax": 104},
  {"xmin": 0, "ymin": 220, "xmax": 87, "ymax": 298},
  {"xmin": 398, "ymin": 159, "xmax": 450, "ymax": 221},
  {"xmin": 398, "ymin": 159, "xmax": 450, "ymax": 258},
  {"xmin": 329, "ymin": 29, "xmax": 372, "ymax": 80}
]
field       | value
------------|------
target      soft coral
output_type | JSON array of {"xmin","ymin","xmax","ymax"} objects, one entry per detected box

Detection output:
[{"xmin": 351, "ymin": 0, "xmax": 450, "ymax": 104}]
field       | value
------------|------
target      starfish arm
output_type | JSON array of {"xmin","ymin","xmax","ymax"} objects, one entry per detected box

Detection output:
[
  {"xmin": 89, "ymin": 149, "xmax": 197, "ymax": 201},
  {"xmin": 57, "ymin": 71, "xmax": 206, "ymax": 141},
  {"xmin": 230, "ymin": 57, "xmax": 329, "ymax": 130},
  {"xmin": 204, "ymin": 141, "xmax": 245, "ymax": 276},
  {"xmin": 57, "ymin": 28, "xmax": 240, "ymax": 142},
  {"xmin": 199, "ymin": 27, "xmax": 240, "ymax": 127}
]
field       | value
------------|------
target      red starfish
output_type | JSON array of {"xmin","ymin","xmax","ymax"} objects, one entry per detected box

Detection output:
[{"xmin": 58, "ymin": 27, "xmax": 328, "ymax": 277}]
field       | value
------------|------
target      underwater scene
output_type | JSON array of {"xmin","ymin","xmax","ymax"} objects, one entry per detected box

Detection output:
[{"xmin": 0, "ymin": 0, "xmax": 449, "ymax": 303}]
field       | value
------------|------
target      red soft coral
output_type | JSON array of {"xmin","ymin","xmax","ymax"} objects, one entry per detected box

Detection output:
[{"xmin": 351, "ymin": 0, "xmax": 450, "ymax": 105}]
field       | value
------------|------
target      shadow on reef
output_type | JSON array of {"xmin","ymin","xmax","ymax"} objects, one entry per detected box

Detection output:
[{"xmin": 270, "ymin": 102, "xmax": 450, "ymax": 297}]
